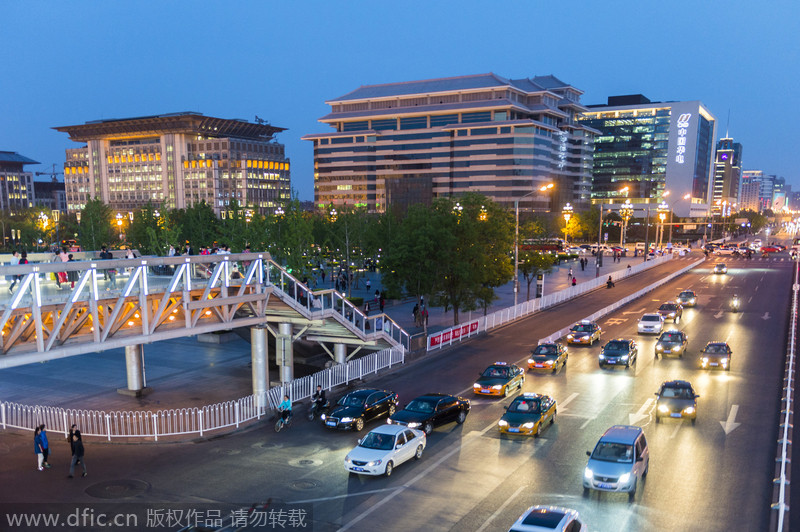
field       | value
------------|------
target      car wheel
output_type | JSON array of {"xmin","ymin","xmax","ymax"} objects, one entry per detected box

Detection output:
[
  {"xmin": 654, "ymin": 352, "xmax": 659, "ymax": 359},
  {"xmin": 354, "ymin": 417, "xmax": 364, "ymax": 432},
  {"xmin": 691, "ymin": 417, "xmax": 696, "ymax": 426},
  {"xmin": 582, "ymin": 487, "xmax": 590, "ymax": 497},
  {"xmin": 599, "ymin": 363, "xmax": 604, "ymax": 369},
  {"xmin": 643, "ymin": 459, "xmax": 649, "ymax": 476},
  {"xmin": 628, "ymin": 480, "xmax": 637, "ymax": 502},
  {"xmin": 388, "ymin": 405, "xmax": 396, "ymax": 417},
  {"xmin": 726, "ymin": 363, "xmax": 731, "ymax": 371},
  {"xmin": 550, "ymin": 410, "xmax": 556, "ymax": 424},
  {"xmin": 519, "ymin": 378, "xmax": 525, "ymax": 390},
  {"xmin": 415, "ymin": 445, "xmax": 424, "ymax": 460},
  {"xmin": 423, "ymin": 422, "xmax": 433, "ymax": 435},
  {"xmin": 503, "ymin": 386, "xmax": 509, "ymax": 397},
  {"xmin": 384, "ymin": 461, "xmax": 393, "ymax": 477},
  {"xmin": 456, "ymin": 410, "xmax": 467, "ymax": 424},
  {"xmin": 534, "ymin": 422, "xmax": 542, "ymax": 438},
  {"xmin": 675, "ymin": 315, "xmax": 681, "ymax": 324}
]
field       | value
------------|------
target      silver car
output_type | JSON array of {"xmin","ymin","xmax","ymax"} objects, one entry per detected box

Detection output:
[
  {"xmin": 637, "ymin": 313, "xmax": 664, "ymax": 334},
  {"xmin": 584, "ymin": 425, "xmax": 650, "ymax": 501}
]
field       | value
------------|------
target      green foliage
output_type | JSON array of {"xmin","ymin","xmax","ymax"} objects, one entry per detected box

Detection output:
[
  {"xmin": 172, "ymin": 201, "xmax": 219, "ymax": 250},
  {"xmin": 737, "ymin": 209, "xmax": 766, "ymax": 233},
  {"xmin": 518, "ymin": 251, "xmax": 557, "ymax": 301},
  {"xmin": 78, "ymin": 198, "xmax": 115, "ymax": 252}
]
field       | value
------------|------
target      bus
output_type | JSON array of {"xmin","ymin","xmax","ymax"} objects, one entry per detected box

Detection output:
[{"xmin": 520, "ymin": 238, "xmax": 564, "ymax": 253}]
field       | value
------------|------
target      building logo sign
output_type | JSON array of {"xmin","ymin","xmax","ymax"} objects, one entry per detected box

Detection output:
[
  {"xmin": 675, "ymin": 113, "xmax": 691, "ymax": 164},
  {"xmin": 556, "ymin": 131, "xmax": 568, "ymax": 170}
]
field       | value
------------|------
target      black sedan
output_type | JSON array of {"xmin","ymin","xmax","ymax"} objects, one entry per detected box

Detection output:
[
  {"xmin": 388, "ymin": 393, "xmax": 470, "ymax": 435},
  {"xmin": 655, "ymin": 380, "xmax": 699, "ymax": 425},
  {"xmin": 655, "ymin": 330, "xmax": 688, "ymax": 358},
  {"xmin": 599, "ymin": 339, "xmax": 638, "ymax": 369},
  {"xmin": 321, "ymin": 388, "xmax": 399, "ymax": 431}
]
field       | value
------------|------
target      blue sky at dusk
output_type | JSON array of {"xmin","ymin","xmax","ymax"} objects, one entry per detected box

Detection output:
[{"xmin": 2, "ymin": 1, "xmax": 798, "ymax": 201}]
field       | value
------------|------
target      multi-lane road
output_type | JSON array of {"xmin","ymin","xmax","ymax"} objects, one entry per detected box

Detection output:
[{"xmin": 1, "ymin": 254, "xmax": 793, "ymax": 532}]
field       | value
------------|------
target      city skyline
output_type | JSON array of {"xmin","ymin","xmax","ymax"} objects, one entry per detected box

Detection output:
[{"xmin": 1, "ymin": 0, "xmax": 798, "ymax": 203}]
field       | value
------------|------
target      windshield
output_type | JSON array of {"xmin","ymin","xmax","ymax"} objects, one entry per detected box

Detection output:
[
  {"xmin": 716, "ymin": 264, "xmax": 726, "ymax": 268},
  {"xmin": 405, "ymin": 400, "xmax": 435, "ymax": 414},
  {"xmin": 659, "ymin": 333, "xmax": 683, "ymax": 342},
  {"xmin": 704, "ymin": 344, "xmax": 727, "ymax": 354},
  {"xmin": 339, "ymin": 394, "xmax": 367, "ymax": 407},
  {"xmin": 604, "ymin": 341, "xmax": 630, "ymax": 352},
  {"xmin": 661, "ymin": 387, "xmax": 694, "ymax": 399},
  {"xmin": 482, "ymin": 367, "xmax": 510, "ymax": 378},
  {"xmin": 679, "ymin": 291, "xmax": 694, "ymax": 298},
  {"xmin": 659, "ymin": 304, "xmax": 676, "ymax": 311},
  {"xmin": 591, "ymin": 442, "xmax": 634, "ymax": 463},
  {"xmin": 533, "ymin": 345, "xmax": 557, "ymax": 356},
  {"xmin": 572, "ymin": 324, "xmax": 594, "ymax": 333},
  {"xmin": 641, "ymin": 315, "xmax": 661, "ymax": 322},
  {"xmin": 508, "ymin": 399, "xmax": 540, "ymax": 414},
  {"xmin": 359, "ymin": 432, "xmax": 395, "ymax": 451}
]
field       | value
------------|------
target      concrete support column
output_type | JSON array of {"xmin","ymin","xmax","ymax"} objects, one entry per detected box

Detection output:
[
  {"xmin": 251, "ymin": 326, "xmax": 268, "ymax": 410},
  {"xmin": 334, "ymin": 343, "xmax": 347, "ymax": 365},
  {"xmin": 117, "ymin": 344, "xmax": 151, "ymax": 397},
  {"xmin": 276, "ymin": 322, "xmax": 294, "ymax": 385}
]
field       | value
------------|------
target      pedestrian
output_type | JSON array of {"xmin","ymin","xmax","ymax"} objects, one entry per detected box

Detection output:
[
  {"xmin": 366, "ymin": 279, "xmax": 371, "ymax": 291},
  {"xmin": 99, "ymin": 246, "xmax": 111, "ymax": 280},
  {"xmin": 168, "ymin": 245, "xmax": 176, "ymax": 257},
  {"xmin": 568, "ymin": 267, "xmax": 573, "ymax": 279},
  {"xmin": 379, "ymin": 295, "xmax": 385, "ymax": 313},
  {"xmin": 7, "ymin": 250, "xmax": 20, "ymax": 293},
  {"xmin": 606, "ymin": 276, "xmax": 615, "ymax": 289},
  {"xmin": 364, "ymin": 302, "xmax": 370, "ymax": 316},
  {"xmin": 321, "ymin": 269, "xmax": 326, "ymax": 283},
  {"xmin": 627, "ymin": 264, "xmax": 632, "ymax": 275},
  {"xmin": 412, "ymin": 303, "xmax": 419, "ymax": 324},
  {"xmin": 67, "ymin": 254, "xmax": 78, "ymax": 289},
  {"xmin": 34, "ymin": 426, "xmax": 44, "ymax": 471},
  {"xmin": 423, "ymin": 307, "xmax": 429, "ymax": 327},
  {"xmin": 572, "ymin": 276, "xmax": 577, "ymax": 286},
  {"xmin": 57, "ymin": 247, "xmax": 70, "ymax": 287},
  {"xmin": 10, "ymin": 251, "xmax": 30, "ymax": 294},
  {"xmin": 39, "ymin": 424, "xmax": 51, "ymax": 468},
  {"xmin": 67, "ymin": 425, "xmax": 87, "ymax": 478},
  {"xmin": 183, "ymin": 242, "xmax": 194, "ymax": 256}
]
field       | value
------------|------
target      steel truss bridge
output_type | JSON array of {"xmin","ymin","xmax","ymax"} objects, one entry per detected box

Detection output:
[{"xmin": 0, "ymin": 253, "xmax": 408, "ymax": 369}]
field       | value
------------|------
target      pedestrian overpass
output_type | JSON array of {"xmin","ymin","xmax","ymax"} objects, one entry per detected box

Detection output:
[{"xmin": 0, "ymin": 253, "xmax": 408, "ymax": 396}]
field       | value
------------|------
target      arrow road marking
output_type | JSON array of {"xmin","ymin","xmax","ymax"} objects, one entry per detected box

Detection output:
[
  {"xmin": 559, "ymin": 393, "xmax": 579, "ymax": 412},
  {"xmin": 605, "ymin": 318, "xmax": 627, "ymax": 326},
  {"xmin": 762, "ymin": 312, "xmax": 771, "ymax": 320},
  {"xmin": 623, "ymin": 308, "xmax": 647, "ymax": 315},
  {"xmin": 629, "ymin": 398, "xmax": 654, "ymax": 425},
  {"xmin": 714, "ymin": 310, "xmax": 724, "ymax": 319},
  {"xmin": 720, "ymin": 404, "xmax": 741, "ymax": 435}
]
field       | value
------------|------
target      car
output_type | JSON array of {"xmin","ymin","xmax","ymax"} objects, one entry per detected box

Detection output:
[
  {"xmin": 528, "ymin": 343, "xmax": 568, "ymax": 372},
  {"xmin": 599, "ymin": 339, "xmax": 637, "ymax": 369},
  {"xmin": 566, "ymin": 320, "xmax": 602, "ymax": 345},
  {"xmin": 655, "ymin": 380, "xmax": 699, "ymax": 425},
  {"xmin": 497, "ymin": 393, "xmax": 557, "ymax": 437},
  {"xmin": 637, "ymin": 313, "xmax": 664, "ymax": 335},
  {"xmin": 713, "ymin": 263, "xmax": 728, "ymax": 274},
  {"xmin": 566, "ymin": 247, "xmax": 583, "ymax": 255},
  {"xmin": 761, "ymin": 245, "xmax": 782, "ymax": 253},
  {"xmin": 322, "ymin": 388, "xmax": 399, "ymax": 431},
  {"xmin": 508, "ymin": 506, "xmax": 587, "ymax": 532},
  {"xmin": 388, "ymin": 393, "xmax": 470, "ymax": 435},
  {"xmin": 657, "ymin": 301, "xmax": 683, "ymax": 323},
  {"xmin": 714, "ymin": 246, "xmax": 738, "ymax": 255},
  {"xmin": 473, "ymin": 362, "xmax": 525, "ymax": 396},
  {"xmin": 584, "ymin": 425, "xmax": 649, "ymax": 501},
  {"xmin": 677, "ymin": 289, "xmax": 697, "ymax": 307},
  {"xmin": 750, "ymin": 239, "xmax": 762, "ymax": 250},
  {"xmin": 654, "ymin": 330, "xmax": 688, "ymax": 358},
  {"xmin": 343, "ymin": 424, "xmax": 426, "ymax": 477},
  {"xmin": 610, "ymin": 246, "xmax": 627, "ymax": 256},
  {"xmin": 700, "ymin": 341, "xmax": 732, "ymax": 371}
]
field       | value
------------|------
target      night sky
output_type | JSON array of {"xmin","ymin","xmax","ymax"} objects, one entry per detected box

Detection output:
[{"xmin": 2, "ymin": 0, "xmax": 798, "ymax": 200}]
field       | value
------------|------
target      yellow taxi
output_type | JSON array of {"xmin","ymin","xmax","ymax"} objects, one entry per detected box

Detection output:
[
  {"xmin": 473, "ymin": 362, "xmax": 525, "ymax": 397},
  {"xmin": 498, "ymin": 393, "xmax": 557, "ymax": 436},
  {"xmin": 528, "ymin": 343, "xmax": 568, "ymax": 372},
  {"xmin": 566, "ymin": 320, "xmax": 602, "ymax": 345}
]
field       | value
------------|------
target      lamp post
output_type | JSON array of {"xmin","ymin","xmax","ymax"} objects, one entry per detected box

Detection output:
[
  {"xmin": 562, "ymin": 203, "xmax": 573, "ymax": 245},
  {"xmin": 514, "ymin": 183, "xmax": 553, "ymax": 307},
  {"xmin": 619, "ymin": 200, "xmax": 633, "ymax": 247},
  {"xmin": 38, "ymin": 212, "xmax": 49, "ymax": 251},
  {"xmin": 52, "ymin": 210, "xmax": 60, "ymax": 246},
  {"xmin": 657, "ymin": 202, "xmax": 669, "ymax": 251},
  {"xmin": 116, "ymin": 213, "xmax": 124, "ymax": 242}
]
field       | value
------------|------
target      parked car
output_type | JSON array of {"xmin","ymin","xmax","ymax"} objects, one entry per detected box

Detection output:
[
  {"xmin": 584, "ymin": 425, "xmax": 650, "ymax": 501},
  {"xmin": 322, "ymin": 388, "xmax": 399, "ymax": 431},
  {"xmin": 388, "ymin": 393, "xmax": 470, "ymax": 435},
  {"xmin": 343, "ymin": 424, "xmax": 425, "ymax": 476}
]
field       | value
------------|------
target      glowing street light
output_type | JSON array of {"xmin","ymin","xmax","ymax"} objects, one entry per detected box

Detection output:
[
  {"xmin": 116, "ymin": 212, "xmax": 124, "ymax": 241},
  {"xmin": 657, "ymin": 202, "xmax": 669, "ymax": 250},
  {"xmin": 562, "ymin": 203, "xmax": 573, "ymax": 245},
  {"xmin": 619, "ymin": 200, "xmax": 634, "ymax": 247}
]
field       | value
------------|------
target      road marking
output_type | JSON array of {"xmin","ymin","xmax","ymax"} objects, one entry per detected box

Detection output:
[
  {"xmin": 559, "ymin": 392, "xmax": 579, "ymax": 411},
  {"xmin": 714, "ymin": 310, "xmax": 724, "ymax": 319},
  {"xmin": 475, "ymin": 484, "xmax": 527, "ymax": 532},
  {"xmin": 622, "ymin": 308, "xmax": 646, "ymax": 315},
  {"xmin": 605, "ymin": 318, "xmax": 627, "ymax": 326},
  {"xmin": 748, "ymin": 296, "xmax": 753, "ymax": 303},
  {"xmin": 580, "ymin": 416, "xmax": 595, "ymax": 429},
  {"xmin": 762, "ymin": 312, "xmax": 771, "ymax": 320},
  {"xmin": 720, "ymin": 404, "xmax": 741, "ymax": 435},
  {"xmin": 629, "ymin": 398, "xmax": 654, "ymax": 425},
  {"xmin": 290, "ymin": 487, "xmax": 400, "ymax": 504},
  {"xmin": 669, "ymin": 423, "xmax": 681, "ymax": 439}
]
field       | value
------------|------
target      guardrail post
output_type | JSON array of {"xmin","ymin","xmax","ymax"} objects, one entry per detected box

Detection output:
[
  {"xmin": 152, "ymin": 412, "xmax": 158, "ymax": 442},
  {"xmin": 198, "ymin": 410, "xmax": 204, "ymax": 437},
  {"xmin": 105, "ymin": 414, "xmax": 112, "ymax": 441},
  {"xmin": 1, "ymin": 402, "xmax": 5, "ymax": 429},
  {"xmin": 62, "ymin": 412, "xmax": 68, "ymax": 438},
  {"xmin": 235, "ymin": 402, "xmax": 240, "ymax": 428}
]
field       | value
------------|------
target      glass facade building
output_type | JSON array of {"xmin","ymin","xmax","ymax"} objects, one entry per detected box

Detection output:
[
  {"xmin": 0, "ymin": 151, "xmax": 37, "ymax": 212},
  {"xmin": 578, "ymin": 95, "xmax": 717, "ymax": 218},
  {"xmin": 55, "ymin": 113, "xmax": 291, "ymax": 216},
  {"xmin": 303, "ymin": 73, "xmax": 597, "ymax": 213},
  {"xmin": 711, "ymin": 138, "xmax": 743, "ymax": 215}
]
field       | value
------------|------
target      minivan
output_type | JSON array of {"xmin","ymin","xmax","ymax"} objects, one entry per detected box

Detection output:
[{"xmin": 584, "ymin": 425, "xmax": 649, "ymax": 501}]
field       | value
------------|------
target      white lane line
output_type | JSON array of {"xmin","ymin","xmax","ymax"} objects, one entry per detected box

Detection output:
[
  {"xmin": 338, "ymin": 418, "xmax": 498, "ymax": 531},
  {"xmin": 748, "ymin": 296, "xmax": 753, "ymax": 303},
  {"xmin": 559, "ymin": 392, "xmax": 579, "ymax": 411},
  {"xmin": 290, "ymin": 487, "xmax": 400, "ymax": 504},
  {"xmin": 580, "ymin": 416, "xmax": 595, "ymax": 429},
  {"xmin": 475, "ymin": 484, "xmax": 527, "ymax": 532},
  {"xmin": 669, "ymin": 423, "xmax": 681, "ymax": 439}
]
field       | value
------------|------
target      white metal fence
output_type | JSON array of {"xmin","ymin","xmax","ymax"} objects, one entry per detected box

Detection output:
[
  {"xmin": 428, "ymin": 254, "xmax": 681, "ymax": 350},
  {"xmin": 0, "ymin": 345, "xmax": 404, "ymax": 442}
]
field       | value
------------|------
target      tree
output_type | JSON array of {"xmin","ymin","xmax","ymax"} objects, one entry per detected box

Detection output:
[
  {"xmin": 172, "ymin": 201, "xmax": 219, "ymax": 250},
  {"xmin": 77, "ymin": 198, "xmax": 115, "ymax": 251},
  {"xmin": 127, "ymin": 202, "xmax": 165, "ymax": 255},
  {"xmin": 518, "ymin": 251, "xmax": 557, "ymax": 300}
]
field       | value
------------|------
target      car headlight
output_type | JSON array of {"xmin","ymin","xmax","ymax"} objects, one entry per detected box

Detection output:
[
  {"xmin": 321, "ymin": 414, "xmax": 326, "ymax": 420},
  {"xmin": 345, "ymin": 456, "xmax": 352, "ymax": 463},
  {"xmin": 621, "ymin": 355, "xmax": 629, "ymax": 360},
  {"xmin": 684, "ymin": 407, "xmax": 695, "ymax": 414},
  {"xmin": 407, "ymin": 422, "xmax": 421, "ymax": 428},
  {"xmin": 702, "ymin": 357, "xmax": 708, "ymax": 363},
  {"xmin": 619, "ymin": 473, "xmax": 631, "ymax": 485},
  {"xmin": 668, "ymin": 312, "xmax": 675, "ymax": 317},
  {"xmin": 498, "ymin": 420, "xmax": 508, "ymax": 427},
  {"xmin": 367, "ymin": 459, "xmax": 382, "ymax": 467},
  {"xmin": 473, "ymin": 383, "xmax": 481, "ymax": 389},
  {"xmin": 672, "ymin": 346, "xmax": 681, "ymax": 352},
  {"xmin": 584, "ymin": 467, "xmax": 593, "ymax": 479},
  {"xmin": 492, "ymin": 385, "xmax": 502, "ymax": 390},
  {"xmin": 527, "ymin": 358, "xmax": 534, "ymax": 364},
  {"xmin": 656, "ymin": 345, "xmax": 664, "ymax": 351},
  {"xmin": 544, "ymin": 360, "xmax": 553, "ymax": 365},
  {"xmin": 340, "ymin": 417, "xmax": 353, "ymax": 423},
  {"xmin": 690, "ymin": 299, "xmax": 696, "ymax": 304},
  {"xmin": 599, "ymin": 354, "xmax": 605, "ymax": 359},
  {"xmin": 567, "ymin": 334, "xmax": 574, "ymax": 339},
  {"xmin": 658, "ymin": 404, "xmax": 669, "ymax": 413},
  {"xmin": 521, "ymin": 422, "xmax": 535, "ymax": 429}
]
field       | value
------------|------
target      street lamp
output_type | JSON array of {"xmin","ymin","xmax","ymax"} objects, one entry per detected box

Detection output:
[
  {"xmin": 657, "ymin": 202, "xmax": 669, "ymax": 250},
  {"xmin": 619, "ymin": 200, "xmax": 633, "ymax": 247},
  {"xmin": 52, "ymin": 210, "xmax": 60, "ymax": 245},
  {"xmin": 479, "ymin": 205, "xmax": 488, "ymax": 222},
  {"xmin": 562, "ymin": 203, "xmax": 573, "ymax": 245},
  {"xmin": 116, "ymin": 213, "xmax": 124, "ymax": 241}
]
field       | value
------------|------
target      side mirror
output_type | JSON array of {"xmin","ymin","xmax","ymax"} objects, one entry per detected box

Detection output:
[
  {"xmin": 586, "ymin": 451, "xmax": 591, "ymax": 457},
  {"xmin": 695, "ymin": 394, "xmax": 700, "ymax": 398},
  {"xmin": 396, "ymin": 443, "xmax": 403, "ymax": 449},
  {"xmin": 357, "ymin": 438, "xmax": 362, "ymax": 445},
  {"xmin": 636, "ymin": 456, "xmax": 644, "ymax": 462},
  {"xmin": 654, "ymin": 393, "xmax": 660, "ymax": 397}
]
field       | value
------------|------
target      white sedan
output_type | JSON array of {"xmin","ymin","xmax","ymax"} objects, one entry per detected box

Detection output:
[
  {"xmin": 344, "ymin": 424, "xmax": 425, "ymax": 476},
  {"xmin": 509, "ymin": 506, "xmax": 587, "ymax": 531},
  {"xmin": 637, "ymin": 313, "xmax": 664, "ymax": 334}
]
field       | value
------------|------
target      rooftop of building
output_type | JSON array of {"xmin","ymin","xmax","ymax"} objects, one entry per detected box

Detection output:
[
  {"xmin": 54, "ymin": 112, "xmax": 286, "ymax": 143},
  {"xmin": 327, "ymin": 73, "xmax": 582, "ymax": 103},
  {"xmin": 0, "ymin": 151, "xmax": 40, "ymax": 166}
]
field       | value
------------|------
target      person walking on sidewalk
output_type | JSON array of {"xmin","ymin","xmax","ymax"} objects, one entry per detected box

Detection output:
[
  {"xmin": 7, "ymin": 251, "xmax": 20, "ymax": 293},
  {"xmin": 39, "ymin": 424, "xmax": 51, "ymax": 468},
  {"xmin": 68, "ymin": 426, "xmax": 87, "ymax": 478},
  {"xmin": 34, "ymin": 426, "xmax": 45, "ymax": 471},
  {"xmin": 568, "ymin": 267, "xmax": 573, "ymax": 280}
]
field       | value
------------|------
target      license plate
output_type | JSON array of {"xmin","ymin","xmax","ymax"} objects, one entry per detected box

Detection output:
[
  {"xmin": 352, "ymin": 467, "xmax": 365, "ymax": 472},
  {"xmin": 597, "ymin": 482, "xmax": 614, "ymax": 489},
  {"xmin": 326, "ymin": 421, "xmax": 336, "ymax": 427},
  {"xmin": 710, "ymin": 362, "xmax": 718, "ymax": 366},
  {"xmin": 670, "ymin": 413, "xmax": 682, "ymax": 418},
  {"xmin": 535, "ymin": 364, "xmax": 543, "ymax": 367},
  {"xmin": 508, "ymin": 428, "xmax": 519, "ymax": 433},
  {"xmin": 482, "ymin": 389, "xmax": 490, "ymax": 393}
]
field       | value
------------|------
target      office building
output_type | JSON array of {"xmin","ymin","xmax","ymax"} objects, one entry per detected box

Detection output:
[
  {"xmin": 33, "ymin": 179, "xmax": 67, "ymax": 212},
  {"xmin": 711, "ymin": 138, "xmax": 743, "ymax": 215},
  {"xmin": 303, "ymin": 73, "xmax": 598, "ymax": 213},
  {"xmin": 739, "ymin": 171, "xmax": 762, "ymax": 212},
  {"xmin": 0, "ymin": 151, "xmax": 37, "ymax": 212},
  {"xmin": 578, "ymin": 95, "xmax": 717, "ymax": 217},
  {"xmin": 772, "ymin": 176, "xmax": 787, "ymax": 212},
  {"xmin": 55, "ymin": 112, "xmax": 291, "ymax": 216}
]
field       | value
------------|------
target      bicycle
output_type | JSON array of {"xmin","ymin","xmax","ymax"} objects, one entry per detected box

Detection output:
[
  {"xmin": 275, "ymin": 411, "xmax": 293, "ymax": 432},
  {"xmin": 308, "ymin": 400, "xmax": 330, "ymax": 422}
]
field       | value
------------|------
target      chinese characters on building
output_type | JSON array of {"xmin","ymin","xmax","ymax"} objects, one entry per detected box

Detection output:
[{"xmin": 675, "ymin": 113, "xmax": 692, "ymax": 164}]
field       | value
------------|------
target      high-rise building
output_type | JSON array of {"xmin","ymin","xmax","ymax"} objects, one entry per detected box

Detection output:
[
  {"xmin": 303, "ymin": 73, "xmax": 597, "ymax": 214},
  {"xmin": 578, "ymin": 95, "xmax": 717, "ymax": 217},
  {"xmin": 739, "ymin": 170, "xmax": 762, "ymax": 212},
  {"xmin": 711, "ymin": 138, "xmax": 743, "ymax": 215},
  {"xmin": 0, "ymin": 151, "xmax": 37, "ymax": 212},
  {"xmin": 772, "ymin": 176, "xmax": 787, "ymax": 212},
  {"xmin": 33, "ymin": 179, "xmax": 67, "ymax": 212},
  {"xmin": 55, "ymin": 112, "xmax": 291, "ymax": 216}
]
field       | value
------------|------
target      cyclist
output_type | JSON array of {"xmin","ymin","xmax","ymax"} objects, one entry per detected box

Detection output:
[
  {"xmin": 312, "ymin": 385, "xmax": 328, "ymax": 410},
  {"xmin": 279, "ymin": 395, "xmax": 292, "ymax": 424}
]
